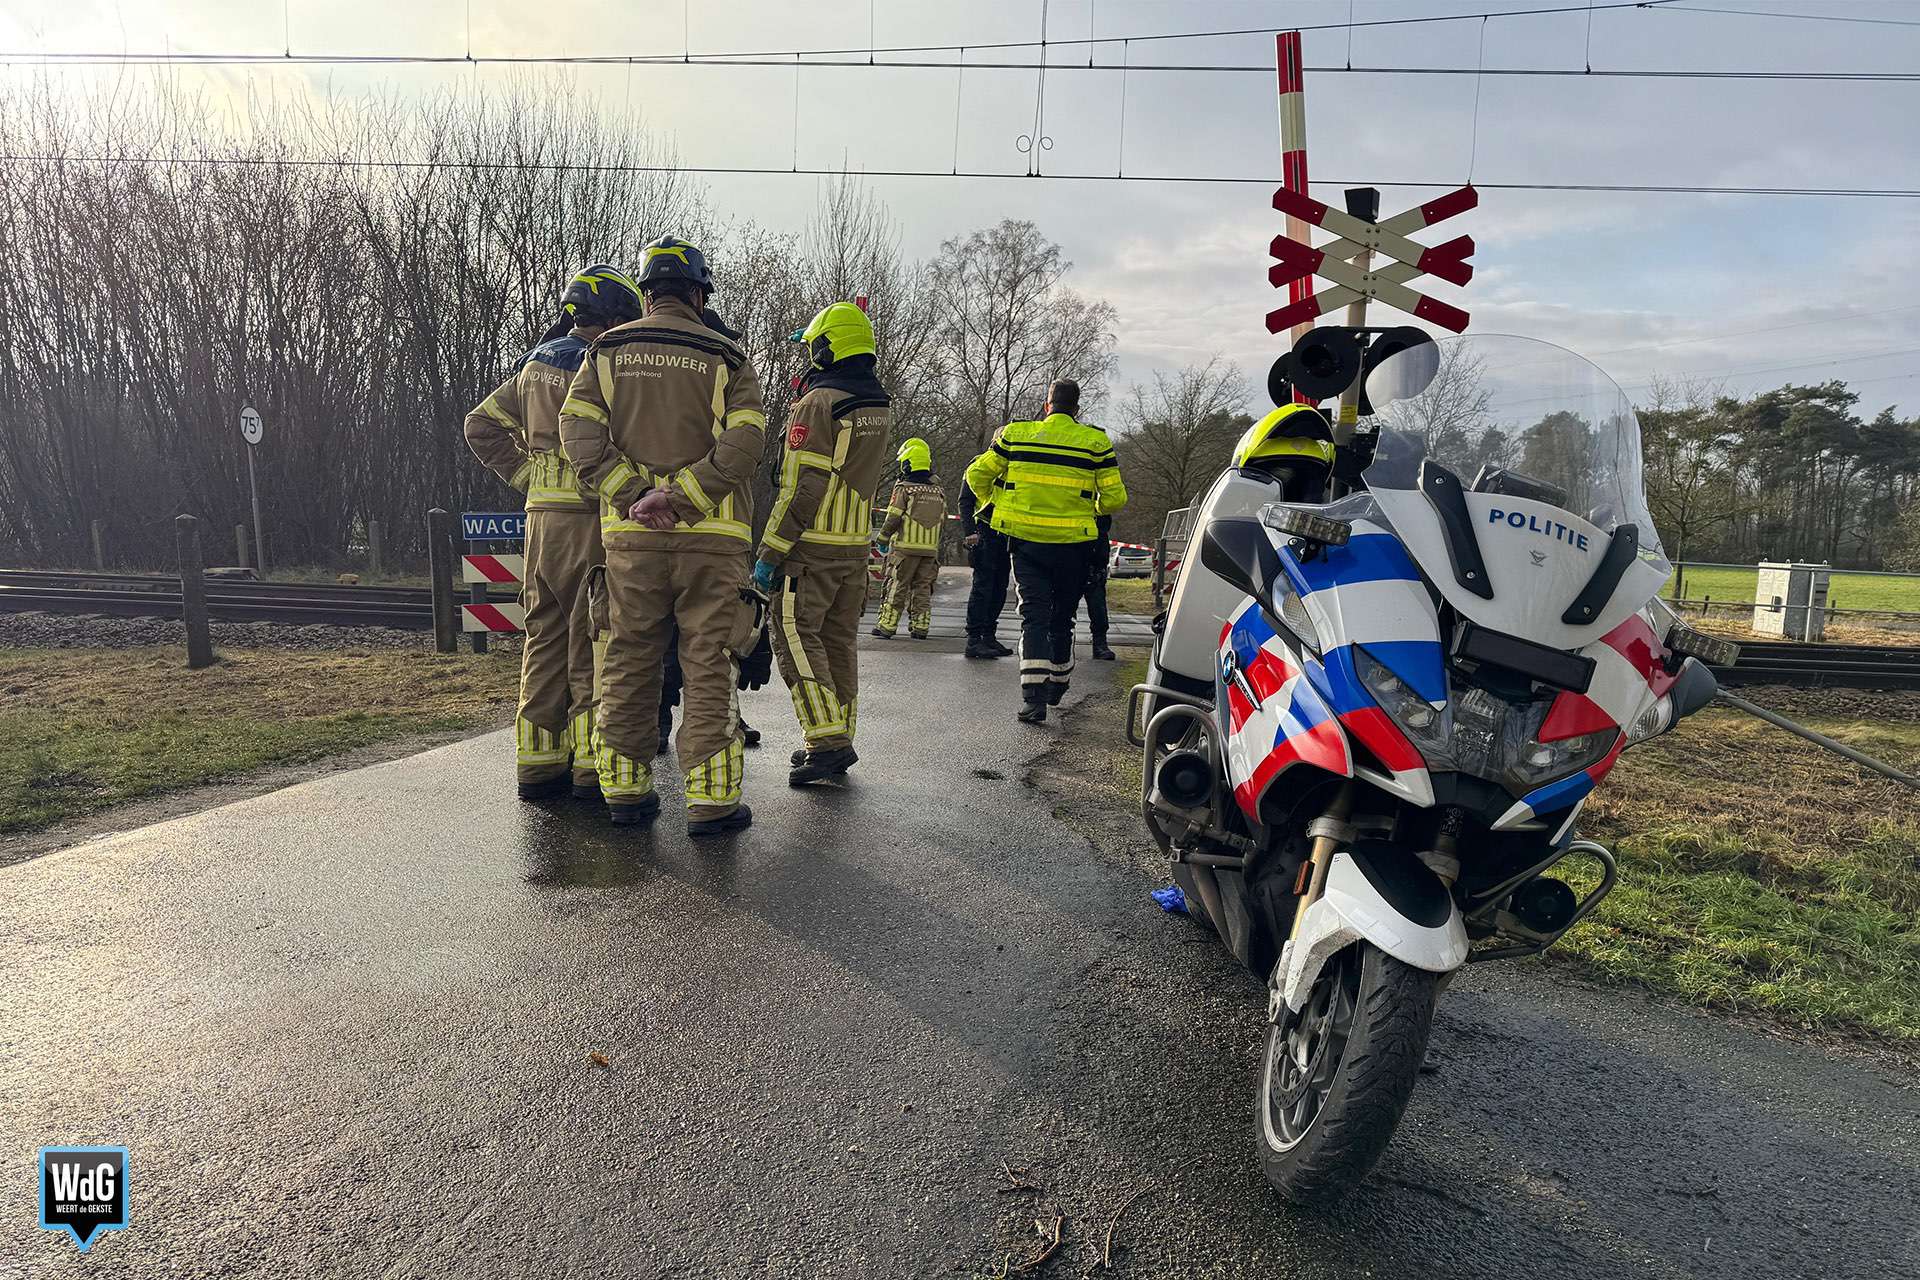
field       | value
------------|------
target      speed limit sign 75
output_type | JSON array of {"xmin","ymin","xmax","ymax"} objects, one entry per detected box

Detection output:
[{"xmin": 239, "ymin": 406, "xmax": 263, "ymax": 446}]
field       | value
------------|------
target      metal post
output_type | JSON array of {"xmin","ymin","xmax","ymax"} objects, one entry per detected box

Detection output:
[
  {"xmin": 246, "ymin": 443, "xmax": 267, "ymax": 580},
  {"xmin": 367, "ymin": 520, "xmax": 385, "ymax": 580},
  {"xmin": 1719, "ymin": 690, "xmax": 1920, "ymax": 791},
  {"xmin": 175, "ymin": 515, "xmax": 215, "ymax": 669},
  {"xmin": 235, "ymin": 523, "xmax": 250, "ymax": 569},
  {"xmin": 427, "ymin": 508, "xmax": 458, "ymax": 654},
  {"xmin": 90, "ymin": 519, "xmax": 107, "ymax": 570}
]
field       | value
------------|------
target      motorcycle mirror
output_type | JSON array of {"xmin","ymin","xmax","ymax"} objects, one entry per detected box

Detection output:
[
  {"xmin": 1288, "ymin": 327, "xmax": 1364, "ymax": 402},
  {"xmin": 1360, "ymin": 327, "xmax": 1439, "ymax": 413},
  {"xmin": 1199, "ymin": 516, "xmax": 1285, "ymax": 611}
]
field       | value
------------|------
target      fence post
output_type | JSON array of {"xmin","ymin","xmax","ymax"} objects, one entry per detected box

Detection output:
[
  {"xmin": 427, "ymin": 508, "xmax": 458, "ymax": 654},
  {"xmin": 367, "ymin": 520, "xmax": 385, "ymax": 580},
  {"xmin": 235, "ymin": 523, "xmax": 251, "ymax": 569},
  {"xmin": 90, "ymin": 519, "xmax": 107, "ymax": 570},
  {"xmin": 175, "ymin": 515, "xmax": 215, "ymax": 669}
]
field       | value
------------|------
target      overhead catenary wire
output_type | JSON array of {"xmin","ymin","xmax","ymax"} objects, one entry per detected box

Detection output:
[
  {"xmin": 7, "ymin": 51, "xmax": 1915, "ymax": 82},
  {"xmin": 0, "ymin": 152, "xmax": 1912, "ymax": 199},
  {"xmin": 0, "ymin": 1, "xmax": 1697, "ymax": 68}
]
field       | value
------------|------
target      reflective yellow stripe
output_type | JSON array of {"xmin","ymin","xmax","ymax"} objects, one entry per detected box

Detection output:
[
  {"xmin": 603, "ymin": 513, "xmax": 753, "ymax": 540},
  {"xmin": 481, "ymin": 396, "xmax": 520, "ymax": 430},
  {"xmin": 602, "ymin": 459, "xmax": 642, "ymax": 499},
  {"xmin": 762, "ymin": 530, "xmax": 796, "ymax": 554},
  {"xmin": 1008, "ymin": 512, "xmax": 1086, "ymax": 529},
  {"xmin": 726, "ymin": 408, "xmax": 766, "ymax": 430},
  {"xmin": 1016, "ymin": 472, "xmax": 1093, "ymax": 490},
  {"xmin": 794, "ymin": 451, "xmax": 834, "ymax": 471},
  {"xmin": 509, "ymin": 458, "xmax": 534, "ymax": 491},
  {"xmin": 798, "ymin": 529, "xmax": 871, "ymax": 546},
  {"xmin": 561, "ymin": 396, "xmax": 607, "ymax": 425},
  {"xmin": 676, "ymin": 468, "xmax": 716, "ymax": 517}
]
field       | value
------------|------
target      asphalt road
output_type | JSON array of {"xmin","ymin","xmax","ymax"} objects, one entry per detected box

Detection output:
[{"xmin": 4, "ymin": 642, "xmax": 1918, "ymax": 1276}]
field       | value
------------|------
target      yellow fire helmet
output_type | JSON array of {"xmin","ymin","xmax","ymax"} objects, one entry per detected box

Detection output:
[
  {"xmin": 896, "ymin": 437, "xmax": 932, "ymax": 473},
  {"xmin": 1233, "ymin": 404, "xmax": 1336, "ymax": 471},
  {"xmin": 791, "ymin": 301, "xmax": 877, "ymax": 369}
]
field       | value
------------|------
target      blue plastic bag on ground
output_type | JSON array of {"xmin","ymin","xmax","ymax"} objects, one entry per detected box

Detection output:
[{"xmin": 1150, "ymin": 885, "xmax": 1187, "ymax": 914}]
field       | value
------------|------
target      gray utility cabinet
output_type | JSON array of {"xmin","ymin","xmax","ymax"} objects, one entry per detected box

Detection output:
[{"xmin": 1753, "ymin": 561, "xmax": 1830, "ymax": 642}]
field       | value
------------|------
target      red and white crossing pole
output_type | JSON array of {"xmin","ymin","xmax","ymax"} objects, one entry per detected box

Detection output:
[{"xmin": 1275, "ymin": 31, "xmax": 1312, "ymax": 357}]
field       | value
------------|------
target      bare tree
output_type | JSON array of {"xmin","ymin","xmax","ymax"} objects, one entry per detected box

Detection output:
[{"xmin": 1112, "ymin": 357, "xmax": 1251, "ymax": 541}]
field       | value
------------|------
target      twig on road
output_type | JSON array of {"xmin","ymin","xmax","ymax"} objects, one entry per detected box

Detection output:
[
  {"xmin": 1096, "ymin": 1184, "xmax": 1151, "ymax": 1271},
  {"xmin": 998, "ymin": 1159, "xmax": 1047, "ymax": 1195},
  {"xmin": 1013, "ymin": 1215, "xmax": 1065, "ymax": 1274}
]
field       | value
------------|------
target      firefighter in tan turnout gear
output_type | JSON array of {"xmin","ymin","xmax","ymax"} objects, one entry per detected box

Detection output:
[
  {"xmin": 755, "ymin": 301, "xmax": 893, "ymax": 787},
  {"xmin": 873, "ymin": 438, "xmax": 946, "ymax": 641},
  {"xmin": 559, "ymin": 237, "xmax": 768, "ymax": 834},
  {"xmin": 464, "ymin": 264, "xmax": 643, "ymax": 801}
]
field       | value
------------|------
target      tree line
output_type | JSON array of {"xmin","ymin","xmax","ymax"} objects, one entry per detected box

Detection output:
[{"xmin": 1, "ymin": 78, "xmax": 1915, "ymax": 574}]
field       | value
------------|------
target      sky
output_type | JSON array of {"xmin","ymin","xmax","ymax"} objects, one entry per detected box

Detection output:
[{"xmin": 3, "ymin": 0, "xmax": 1918, "ymax": 420}]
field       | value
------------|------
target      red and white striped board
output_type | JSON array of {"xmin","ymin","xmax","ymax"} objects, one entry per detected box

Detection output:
[
  {"xmin": 461, "ymin": 602, "xmax": 526, "ymax": 633},
  {"xmin": 462, "ymin": 553, "xmax": 525, "ymax": 585},
  {"xmin": 1266, "ymin": 185, "xmax": 1478, "ymax": 335}
]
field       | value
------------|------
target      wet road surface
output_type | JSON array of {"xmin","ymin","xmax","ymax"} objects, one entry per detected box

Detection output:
[{"xmin": 3, "ymin": 647, "xmax": 1917, "ymax": 1278}]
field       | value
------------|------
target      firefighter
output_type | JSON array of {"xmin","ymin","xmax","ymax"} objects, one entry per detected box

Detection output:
[
  {"xmin": 958, "ymin": 474, "xmax": 1013, "ymax": 660},
  {"xmin": 963, "ymin": 379, "xmax": 1127, "ymax": 723},
  {"xmin": 755, "ymin": 301, "xmax": 893, "ymax": 786},
  {"xmin": 464, "ymin": 264, "xmax": 642, "ymax": 801},
  {"xmin": 872, "ymin": 438, "xmax": 946, "ymax": 641},
  {"xmin": 559, "ymin": 236, "xmax": 767, "ymax": 834}
]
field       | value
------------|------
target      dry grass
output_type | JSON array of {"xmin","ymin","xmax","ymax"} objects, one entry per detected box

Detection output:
[{"xmin": 0, "ymin": 646, "xmax": 518, "ymax": 832}]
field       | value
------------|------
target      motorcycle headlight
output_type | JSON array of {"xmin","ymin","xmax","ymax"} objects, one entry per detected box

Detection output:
[
  {"xmin": 1355, "ymin": 647, "xmax": 1449, "ymax": 758},
  {"xmin": 1506, "ymin": 726, "xmax": 1617, "ymax": 789}
]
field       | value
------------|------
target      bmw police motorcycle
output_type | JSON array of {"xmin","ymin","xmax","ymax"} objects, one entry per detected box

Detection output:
[{"xmin": 1131, "ymin": 330, "xmax": 1735, "ymax": 1203}]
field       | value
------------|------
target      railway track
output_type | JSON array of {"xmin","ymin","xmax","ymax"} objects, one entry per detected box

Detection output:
[{"xmin": 5, "ymin": 570, "xmax": 1920, "ymax": 686}]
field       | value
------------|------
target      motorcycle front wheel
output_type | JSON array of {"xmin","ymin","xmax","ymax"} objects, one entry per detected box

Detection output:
[{"xmin": 1255, "ymin": 940, "xmax": 1437, "ymax": 1204}]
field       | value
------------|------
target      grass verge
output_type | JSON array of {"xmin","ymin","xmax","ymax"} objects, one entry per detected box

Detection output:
[
  {"xmin": 0, "ymin": 646, "xmax": 518, "ymax": 834},
  {"xmin": 1103, "ymin": 578, "xmax": 1158, "ymax": 617},
  {"xmin": 1068, "ymin": 661, "xmax": 1920, "ymax": 1043}
]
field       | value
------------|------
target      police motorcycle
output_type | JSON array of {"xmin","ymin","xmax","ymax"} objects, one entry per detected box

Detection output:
[{"xmin": 1130, "ymin": 331, "xmax": 1736, "ymax": 1203}]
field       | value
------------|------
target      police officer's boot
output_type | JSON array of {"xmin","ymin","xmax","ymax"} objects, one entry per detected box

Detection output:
[
  {"xmin": 990, "ymin": 637, "xmax": 1015, "ymax": 657},
  {"xmin": 790, "ymin": 746, "xmax": 858, "ymax": 785},
  {"xmin": 965, "ymin": 635, "xmax": 998, "ymax": 660},
  {"xmin": 1092, "ymin": 638, "xmax": 1117, "ymax": 661},
  {"xmin": 742, "ymin": 719, "xmax": 761, "ymax": 748}
]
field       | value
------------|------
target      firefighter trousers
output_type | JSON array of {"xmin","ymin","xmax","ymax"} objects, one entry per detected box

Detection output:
[
  {"xmin": 770, "ymin": 559, "xmax": 866, "ymax": 752},
  {"xmin": 515, "ymin": 509, "xmax": 603, "ymax": 785},
  {"xmin": 875, "ymin": 550, "xmax": 938, "ymax": 636},
  {"xmin": 597, "ymin": 547, "xmax": 748, "ymax": 820},
  {"xmin": 1010, "ymin": 537, "xmax": 1098, "ymax": 704}
]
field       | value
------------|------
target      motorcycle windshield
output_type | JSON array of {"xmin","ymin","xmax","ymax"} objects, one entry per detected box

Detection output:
[{"xmin": 1354, "ymin": 334, "xmax": 1671, "ymax": 647}]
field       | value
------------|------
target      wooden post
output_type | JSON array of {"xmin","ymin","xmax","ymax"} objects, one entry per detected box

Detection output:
[
  {"xmin": 175, "ymin": 515, "xmax": 215, "ymax": 669},
  {"xmin": 427, "ymin": 508, "xmax": 458, "ymax": 654},
  {"xmin": 367, "ymin": 520, "xmax": 385, "ymax": 580},
  {"xmin": 1275, "ymin": 32, "xmax": 1312, "ymax": 352},
  {"xmin": 235, "ymin": 523, "xmax": 251, "ymax": 569},
  {"xmin": 90, "ymin": 519, "xmax": 107, "ymax": 570}
]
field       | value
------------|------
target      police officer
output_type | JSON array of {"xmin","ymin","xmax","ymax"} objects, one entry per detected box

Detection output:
[
  {"xmin": 464, "ymin": 264, "xmax": 642, "ymax": 801},
  {"xmin": 958, "ymin": 474, "xmax": 1013, "ymax": 661},
  {"xmin": 1085, "ymin": 514, "xmax": 1117, "ymax": 662},
  {"xmin": 873, "ymin": 438, "xmax": 946, "ymax": 641},
  {"xmin": 1235, "ymin": 403, "xmax": 1337, "ymax": 500},
  {"xmin": 755, "ymin": 301, "xmax": 893, "ymax": 786},
  {"xmin": 559, "ymin": 237, "xmax": 767, "ymax": 834},
  {"xmin": 964, "ymin": 379, "xmax": 1127, "ymax": 723}
]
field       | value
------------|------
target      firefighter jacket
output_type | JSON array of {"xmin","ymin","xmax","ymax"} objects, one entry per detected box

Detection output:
[
  {"xmin": 880, "ymin": 475, "xmax": 946, "ymax": 555},
  {"xmin": 559, "ymin": 297, "xmax": 768, "ymax": 554},
  {"xmin": 964, "ymin": 412, "xmax": 1127, "ymax": 544},
  {"xmin": 463, "ymin": 332, "xmax": 597, "ymax": 512},
  {"xmin": 758, "ymin": 365, "xmax": 893, "ymax": 571}
]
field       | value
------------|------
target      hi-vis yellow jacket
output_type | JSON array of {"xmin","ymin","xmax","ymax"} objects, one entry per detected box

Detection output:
[
  {"xmin": 964, "ymin": 412, "xmax": 1127, "ymax": 544},
  {"xmin": 463, "ymin": 332, "xmax": 596, "ymax": 512},
  {"xmin": 558, "ymin": 297, "xmax": 768, "ymax": 554},
  {"xmin": 880, "ymin": 478, "xmax": 946, "ymax": 555}
]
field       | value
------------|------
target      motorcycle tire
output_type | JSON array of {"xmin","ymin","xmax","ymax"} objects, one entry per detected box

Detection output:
[{"xmin": 1254, "ymin": 940, "xmax": 1437, "ymax": 1205}]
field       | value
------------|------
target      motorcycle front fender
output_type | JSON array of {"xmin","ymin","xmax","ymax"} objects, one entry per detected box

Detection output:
[{"xmin": 1272, "ymin": 849, "xmax": 1468, "ymax": 1013}]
